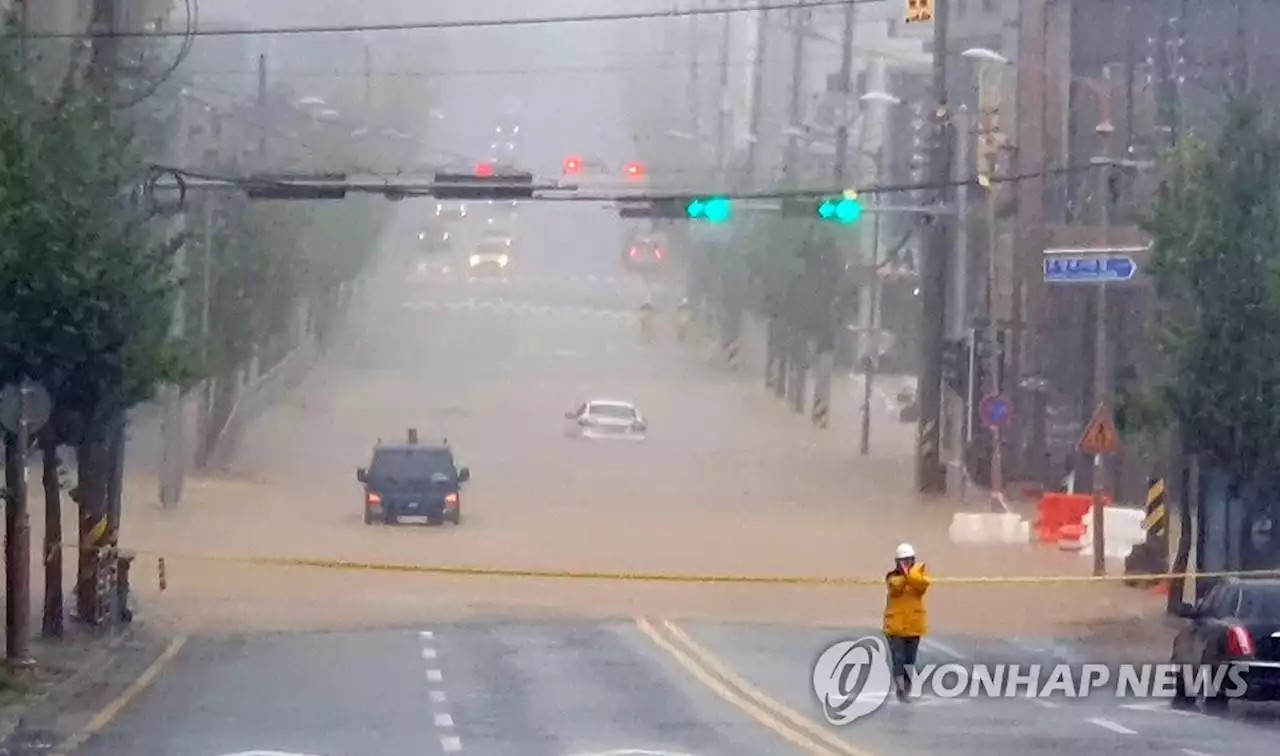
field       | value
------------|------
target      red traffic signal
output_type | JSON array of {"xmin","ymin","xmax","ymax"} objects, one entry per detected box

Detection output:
[
  {"xmin": 563, "ymin": 155, "xmax": 582, "ymax": 173},
  {"xmin": 624, "ymin": 160, "xmax": 645, "ymax": 178},
  {"xmin": 474, "ymin": 161, "xmax": 494, "ymax": 177}
]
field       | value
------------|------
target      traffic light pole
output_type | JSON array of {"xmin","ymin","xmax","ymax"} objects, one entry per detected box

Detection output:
[{"xmin": 917, "ymin": 0, "xmax": 952, "ymax": 493}]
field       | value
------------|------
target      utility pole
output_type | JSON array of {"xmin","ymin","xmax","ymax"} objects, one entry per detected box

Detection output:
[
  {"xmin": 811, "ymin": 0, "xmax": 858, "ymax": 429},
  {"xmin": 977, "ymin": 69, "xmax": 1003, "ymax": 500},
  {"xmin": 917, "ymin": 0, "xmax": 953, "ymax": 493},
  {"xmin": 363, "ymin": 43, "xmax": 374, "ymax": 114},
  {"xmin": 715, "ymin": 1, "xmax": 732, "ymax": 177},
  {"xmin": 689, "ymin": 0, "xmax": 702, "ymax": 144},
  {"xmin": 6, "ymin": 383, "xmax": 35, "ymax": 668},
  {"xmin": 745, "ymin": 6, "xmax": 769, "ymax": 186},
  {"xmin": 770, "ymin": 5, "xmax": 809, "ymax": 400},
  {"xmin": 1091, "ymin": 122, "xmax": 1115, "ymax": 577},
  {"xmin": 257, "ymin": 54, "xmax": 269, "ymax": 161},
  {"xmin": 948, "ymin": 105, "xmax": 972, "ymax": 494},
  {"xmin": 860, "ymin": 195, "xmax": 882, "ymax": 455},
  {"xmin": 161, "ymin": 92, "xmax": 191, "ymax": 505}
]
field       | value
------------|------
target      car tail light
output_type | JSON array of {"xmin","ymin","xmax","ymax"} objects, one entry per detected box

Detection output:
[
  {"xmin": 654, "ymin": 248, "xmax": 664, "ymax": 260},
  {"xmin": 629, "ymin": 247, "xmax": 639, "ymax": 258},
  {"xmin": 366, "ymin": 492, "xmax": 382, "ymax": 507},
  {"xmin": 1227, "ymin": 625, "xmax": 1255, "ymax": 657},
  {"xmin": 445, "ymin": 493, "xmax": 459, "ymax": 507}
]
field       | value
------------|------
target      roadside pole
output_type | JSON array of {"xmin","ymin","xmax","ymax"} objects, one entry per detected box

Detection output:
[
  {"xmin": 948, "ymin": 105, "xmax": 972, "ymax": 492},
  {"xmin": 859, "ymin": 200, "xmax": 882, "ymax": 455},
  {"xmin": 916, "ymin": 0, "xmax": 953, "ymax": 493}
]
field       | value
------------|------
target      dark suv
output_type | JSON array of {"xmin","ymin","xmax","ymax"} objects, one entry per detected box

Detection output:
[{"xmin": 356, "ymin": 432, "xmax": 470, "ymax": 525}]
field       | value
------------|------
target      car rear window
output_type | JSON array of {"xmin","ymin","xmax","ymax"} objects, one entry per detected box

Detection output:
[
  {"xmin": 588, "ymin": 404, "xmax": 635, "ymax": 420},
  {"xmin": 1238, "ymin": 584, "xmax": 1280, "ymax": 620},
  {"xmin": 369, "ymin": 448, "xmax": 456, "ymax": 480}
]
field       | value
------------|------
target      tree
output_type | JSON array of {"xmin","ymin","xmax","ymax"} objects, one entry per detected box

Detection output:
[
  {"xmin": 0, "ymin": 52, "xmax": 189, "ymax": 631},
  {"xmin": 1144, "ymin": 96, "xmax": 1280, "ymax": 480}
]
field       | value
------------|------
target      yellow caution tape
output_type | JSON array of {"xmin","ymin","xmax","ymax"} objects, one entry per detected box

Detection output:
[{"xmin": 61, "ymin": 545, "xmax": 1280, "ymax": 587}]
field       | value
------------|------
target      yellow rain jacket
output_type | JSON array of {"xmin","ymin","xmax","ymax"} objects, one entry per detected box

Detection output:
[{"xmin": 883, "ymin": 564, "xmax": 930, "ymax": 637}]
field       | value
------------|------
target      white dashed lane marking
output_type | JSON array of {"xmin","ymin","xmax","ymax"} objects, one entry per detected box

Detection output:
[
  {"xmin": 1087, "ymin": 717, "xmax": 1138, "ymax": 735},
  {"xmin": 422, "ymin": 629, "xmax": 462, "ymax": 753}
]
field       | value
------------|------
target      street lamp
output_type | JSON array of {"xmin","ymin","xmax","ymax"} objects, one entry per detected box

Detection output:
[
  {"xmin": 962, "ymin": 46, "xmax": 1012, "ymax": 498},
  {"xmin": 852, "ymin": 90, "xmax": 904, "ymax": 457}
]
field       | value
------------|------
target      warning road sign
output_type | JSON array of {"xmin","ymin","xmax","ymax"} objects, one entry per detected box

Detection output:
[{"xmin": 1079, "ymin": 403, "xmax": 1121, "ymax": 454}]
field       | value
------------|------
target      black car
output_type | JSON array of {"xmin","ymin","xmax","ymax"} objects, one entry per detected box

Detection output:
[
  {"xmin": 1170, "ymin": 577, "xmax": 1280, "ymax": 708},
  {"xmin": 356, "ymin": 431, "xmax": 470, "ymax": 526}
]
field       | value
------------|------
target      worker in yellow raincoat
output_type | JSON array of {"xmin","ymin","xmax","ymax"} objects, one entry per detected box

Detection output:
[{"xmin": 883, "ymin": 542, "xmax": 930, "ymax": 702}]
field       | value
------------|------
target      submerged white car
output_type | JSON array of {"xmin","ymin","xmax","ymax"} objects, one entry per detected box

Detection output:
[{"xmin": 564, "ymin": 399, "xmax": 648, "ymax": 440}]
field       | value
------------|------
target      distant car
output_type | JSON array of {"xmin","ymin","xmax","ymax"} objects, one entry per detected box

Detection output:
[
  {"xmin": 564, "ymin": 399, "xmax": 648, "ymax": 440},
  {"xmin": 1170, "ymin": 577, "xmax": 1280, "ymax": 708},
  {"xmin": 623, "ymin": 235, "xmax": 666, "ymax": 270},
  {"xmin": 417, "ymin": 229, "xmax": 452, "ymax": 254},
  {"xmin": 468, "ymin": 239, "xmax": 510, "ymax": 274},
  {"xmin": 435, "ymin": 202, "xmax": 468, "ymax": 221},
  {"xmin": 356, "ymin": 430, "xmax": 470, "ymax": 525},
  {"xmin": 479, "ymin": 227, "xmax": 513, "ymax": 249}
]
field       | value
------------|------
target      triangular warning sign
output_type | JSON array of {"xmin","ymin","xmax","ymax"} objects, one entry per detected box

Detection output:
[{"xmin": 1079, "ymin": 403, "xmax": 1121, "ymax": 454}]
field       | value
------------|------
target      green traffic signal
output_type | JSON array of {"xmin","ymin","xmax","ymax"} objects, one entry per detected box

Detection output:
[
  {"xmin": 686, "ymin": 195, "xmax": 732, "ymax": 223},
  {"xmin": 817, "ymin": 194, "xmax": 863, "ymax": 224}
]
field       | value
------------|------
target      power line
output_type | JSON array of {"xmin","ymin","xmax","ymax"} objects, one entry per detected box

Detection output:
[{"xmin": 30, "ymin": 1, "xmax": 874, "ymax": 39}]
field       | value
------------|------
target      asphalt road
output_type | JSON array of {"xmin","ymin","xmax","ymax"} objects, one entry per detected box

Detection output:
[{"xmin": 72, "ymin": 622, "xmax": 797, "ymax": 756}]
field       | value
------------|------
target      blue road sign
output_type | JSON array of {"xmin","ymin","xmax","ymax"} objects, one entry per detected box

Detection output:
[
  {"xmin": 979, "ymin": 394, "xmax": 1013, "ymax": 428},
  {"xmin": 1043, "ymin": 255, "xmax": 1138, "ymax": 283}
]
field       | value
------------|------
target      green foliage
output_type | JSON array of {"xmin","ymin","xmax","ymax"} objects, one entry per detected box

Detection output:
[
  {"xmin": 0, "ymin": 58, "xmax": 185, "ymax": 430},
  {"xmin": 1143, "ymin": 96, "xmax": 1280, "ymax": 475}
]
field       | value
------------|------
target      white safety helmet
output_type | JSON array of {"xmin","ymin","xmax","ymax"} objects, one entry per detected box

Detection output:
[{"xmin": 895, "ymin": 543, "xmax": 916, "ymax": 560}]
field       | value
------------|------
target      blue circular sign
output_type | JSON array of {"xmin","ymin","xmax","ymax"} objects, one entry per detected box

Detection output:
[{"xmin": 979, "ymin": 394, "xmax": 1013, "ymax": 428}]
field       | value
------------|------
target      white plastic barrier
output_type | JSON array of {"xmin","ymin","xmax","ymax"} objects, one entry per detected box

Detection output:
[
  {"xmin": 948, "ymin": 513, "xmax": 1031, "ymax": 545},
  {"xmin": 1077, "ymin": 506, "xmax": 1146, "ymax": 560}
]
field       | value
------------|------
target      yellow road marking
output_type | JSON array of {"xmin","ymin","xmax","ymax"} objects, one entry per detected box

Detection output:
[
  {"xmin": 50, "ymin": 635, "xmax": 189, "ymax": 756},
  {"xmin": 661, "ymin": 620, "xmax": 876, "ymax": 756},
  {"xmin": 634, "ymin": 618, "xmax": 841, "ymax": 756}
]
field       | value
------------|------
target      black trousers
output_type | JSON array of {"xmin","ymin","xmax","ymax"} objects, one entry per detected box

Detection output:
[{"xmin": 887, "ymin": 635, "xmax": 921, "ymax": 683}]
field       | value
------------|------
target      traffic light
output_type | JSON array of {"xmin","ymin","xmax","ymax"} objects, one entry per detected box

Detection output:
[
  {"xmin": 624, "ymin": 160, "xmax": 645, "ymax": 179},
  {"xmin": 687, "ymin": 195, "xmax": 731, "ymax": 223},
  {"xmin": 433, "ymin": 170, "xmax": 535, "ymax": 200},
  {"xmin": 563, "ymin": 155, "xmax": 582, "ymax": 173},
  {"xmin": 616, "ymin": 196, "xmax": 731, "ymax": 221},
  {"xmin": 474, "ymin": 161, "xmax": 494, "ymax": 177},
  {"xmin": 817, "ymin": 191, "xmax": 863, "ymax": 224},
  {"xmin": 905, "ymin": 0, "xmax": 934, "ymax": 23}
]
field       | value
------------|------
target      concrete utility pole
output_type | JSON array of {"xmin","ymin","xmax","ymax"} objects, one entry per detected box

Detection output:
[
  {"xmin": 1091, "ymin": 121, "xmax": 1116, "ymax": 578},
  {"xmin": 715, "ymin": 1, "xmax": 732, "ymax": 176},
  {"xmin": 770, "ymin": 5, "xmax": 809, "ymax": 400},
  {"xmin": 948, "ymin": 105, "xmax": 972, "ymax": 494},
  {"xmin": 744, "ymin": 6, "xmax": 769, "ymax": 186},
  {"xmin": 917, "ymin": 0, "xmax": 953, "ymax": 493},
  {"xmin": 811, "ymin": 0, "xmax": 858, "ymax": 429},
  {"xmin": 978, "ymin": 77, "xmax": 1003, "ymax": 499},
  {"xmin": 160, "ymin": 92, "xmax": 191, "ymax": 507},
  {"xmin": 257, "ymin": 54, "xmax": 269, "ymax": 161},
  {"xmin": 6, "ymin": 383, "xmax": 35, "ymax": 668}
]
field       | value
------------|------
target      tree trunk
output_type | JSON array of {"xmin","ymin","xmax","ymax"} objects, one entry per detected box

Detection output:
[
  {"xmin": 74, "ymin": 436, "xmax": 110, "ymax": 624},
  {"xmin": 40, "ymin": 428, "xmax": 64, "ymax": 638}
]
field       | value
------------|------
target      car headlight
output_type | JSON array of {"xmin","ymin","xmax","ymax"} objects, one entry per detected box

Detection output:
[
  {"xmin": 497, "ymin": 255, "xmax": 509, "ymax": 267},
  {"xmin": 469, "ymin": 255, "xmax": 481, "ymax": 267},
  {"xmin": 505, "ymin": 239, "xmax": 511, "ymax": 246},
  {"xmin": 418, "ymin": 232, "xmax": 426, "ymax": 240}
]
